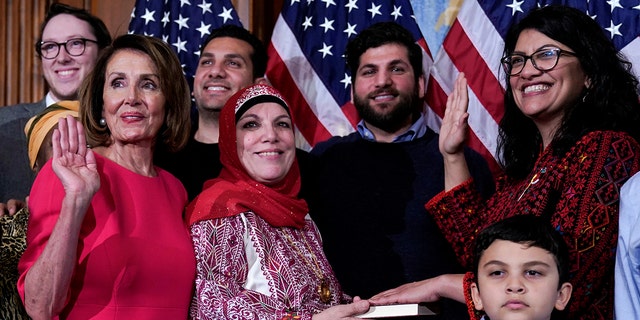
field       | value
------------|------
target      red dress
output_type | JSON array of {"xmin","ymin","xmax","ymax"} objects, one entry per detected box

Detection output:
[
  {"xmin": 427, "ymin": 131, "xmax": 640, "ymax": 320},
  {"xmin": 17, "ymin": 153, "xmax": 196, "ymax": 319}
]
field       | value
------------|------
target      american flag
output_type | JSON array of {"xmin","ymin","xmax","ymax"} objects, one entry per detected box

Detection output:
[
  {"xmin": 425, "ymin": 0, "xmax": 640, "ymax": 172},
  {"xmin": 265, "ymin": 0, "xmax": 433, "ymax": 151},
  {"xmin": 127, "ymin": 0, "xmax": 243, "ymax": 90},
  {"xmin": 268, "ymin": 0, "xmax": 640, "ymax": 172},
  {"xmin": 126, "ymin": 1, "xmax": 640, "ymax": 172}
]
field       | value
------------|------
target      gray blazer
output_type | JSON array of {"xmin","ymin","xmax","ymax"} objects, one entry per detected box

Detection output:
[{"xmin": 0, "ymin": 99, "xmax": 46, "ymax": 202}]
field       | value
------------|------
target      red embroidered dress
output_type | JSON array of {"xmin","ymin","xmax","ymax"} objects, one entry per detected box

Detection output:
[
  {"xmin": 427, "ymin": 131, "xmax": 640, "ymax": 320},
  {"xmin": 190, "ymin": 213, "xmax": 345, "ymax": 320}
]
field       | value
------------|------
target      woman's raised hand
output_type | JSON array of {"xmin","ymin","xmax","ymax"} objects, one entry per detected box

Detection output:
[
  {"xmin": 51, "ymin": 116, "xmax": 100, "ymax": 198},
  {"xmin": 439, "ymin": 73, "xmax": 470, "ymax": 157}
]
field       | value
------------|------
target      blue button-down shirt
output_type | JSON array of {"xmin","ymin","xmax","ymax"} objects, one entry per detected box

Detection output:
[{"xmin": 356, "ymin": 113, "xmax": 428, "ymax": 142}]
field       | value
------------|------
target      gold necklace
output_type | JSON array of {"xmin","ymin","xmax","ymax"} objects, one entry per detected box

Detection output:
[{"xmin": 281, "ymin": 229, "xmax": 332, "ymax": 304}]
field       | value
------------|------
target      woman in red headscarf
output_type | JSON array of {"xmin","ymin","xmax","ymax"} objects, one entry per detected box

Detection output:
[{"xmin": 187, "ymin": 84, "xmax": 369, "ymax": 320}]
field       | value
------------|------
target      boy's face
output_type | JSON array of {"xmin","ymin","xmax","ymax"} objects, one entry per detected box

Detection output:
[{"xmin": 471, "ymin": 240, "xmax": 572, "ymax": 320}]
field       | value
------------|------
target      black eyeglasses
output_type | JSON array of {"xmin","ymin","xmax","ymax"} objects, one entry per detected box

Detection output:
[
  {"xmin": 37, "ymin": 38, "xmax": 98, "ymax": 60},
  {"xmin": 501, "ymin": 48, "xmax": 577, "ymax": 76}
]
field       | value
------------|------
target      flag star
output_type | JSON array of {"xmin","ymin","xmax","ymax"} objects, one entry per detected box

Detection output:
[
  {"xmin": 219, "ymin": 6, "xmax": 234, "ymax": 23},
  {"xmin": 607, "ymin": 0, "xmax": 623, "ymax": 13},
  {"xmin": 130, "ymin": 8, "xmax": 136, "ymax": 19},
  {"xmin": 302, "ymin": 16, "xmax": 313, "ymax": 30},
  {"xmin": 173, "ymin": 37, "xmax": 188, "ymax": 53},
  {"xmin": 368, "ymin": 3, "xmax": 382, "ymax": 18},
  {"xmin": 391, "ymin": 5, "xmax": 403, "ymax": 20},
  {"xmin": 141, "ymin": 8, "xmax": 155, "ymax": 25},
  {"xmin": 340, "ymin": 73, "xmax": 351, "ymax": 89},
  {"xmin": 318, "ymin": 42, "xmax": 333, "ymax": 58},
  {"xmin": 321, "ymin": 0, "xmax": 336, "ymax": 8},
  {"xmin": 194, "ymin": 50, "xmax": 201, "ymax": 56},
  {"xmin": 320, "ymin": 17, "xmax": 335, "ymax": 33},
  {"xmin": 179, "ymin": 0, "xmax": 191, "ymax": 7},
  {"xmin": 635, "ymin": 3, "xmax": 640, "ymax": 10},
  {"xmin": 162, "ymin": 11, "xmax": 170, "ymax": 27},
  {"xmin": 605, "ymin": 20, "xmax": 623, "ymax": 38},
  {"xmin": 162, "ymin": 34, "xmax": 169, "ymax": 43},
  {"xmin": 290, "ymin": 0, "xmax": 300, "ymax": 4},
  {"xmin": 307, "ymin": 0, "xmax": 314, "ymax": 3},
  {"xmin": 198, "ymin": 0, "xmax": 212, "ymax": 14},
  {"xmin": 506, "ymin": 0, "xmax": 524, "ymax": 16},
  {"xmin": 345, "ymin": 0, "xmax": 358, "ymax": 13},
  {"xmin": 174, "ymin": 14, "xmax": 189, "ymax": 30},
  {"xmin": 196, "ymin": 21, "xmax": 211, "ymax": 38},
  {"xmin": 344, "ymin": 22, "xmax": 357, "ymax": 37}
]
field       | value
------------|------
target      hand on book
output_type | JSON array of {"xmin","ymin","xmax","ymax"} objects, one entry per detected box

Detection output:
[
  {"xmin": 312, "ymin": 296, "xmax": 370, "ymax": 320},
  {"xmin": 368, "ymin": 274, "xmax": 466, "ymax": 305}
]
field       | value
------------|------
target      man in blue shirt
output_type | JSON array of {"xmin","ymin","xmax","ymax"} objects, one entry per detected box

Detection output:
[{"xmin": 307, "ymin": 22, "xmax": 495, "ymax": 320}]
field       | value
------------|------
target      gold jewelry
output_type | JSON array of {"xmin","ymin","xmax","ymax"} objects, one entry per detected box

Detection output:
[
  {"xmin": 517, "ymin": 167, "xmax": 546, "ymax": 201},
  {"xmin": 282, "ymin": 229, "xmax": 332, "ymax": 304}
]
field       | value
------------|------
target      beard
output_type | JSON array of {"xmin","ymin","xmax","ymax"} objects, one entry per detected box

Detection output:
[{"xmin": 353, "ymin": 86, "xmax": 420, "ymax": 133}]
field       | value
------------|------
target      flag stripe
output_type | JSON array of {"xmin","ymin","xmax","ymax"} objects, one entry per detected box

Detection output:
[
  {"xmin": 267, "ymin": 43, "xmax": 334, "ymax": 145},
  {"xmin": 444, "ymin": 22, "xmax": 505, "ymax": 124},
  {"xmin": 268, "ymin": 14, "xmax": 356, "ymax": 145}
]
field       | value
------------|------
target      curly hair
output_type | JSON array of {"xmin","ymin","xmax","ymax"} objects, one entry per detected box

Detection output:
[
  {"xmin": 345, "ymin": 21, "xmax": 423, "ymax": 85},
  {"xmin": 498, "ymin": 5, "xmax": 640, "ymax": 179},
  {"xmin": 80, "ymin": 34, "xmax": 191, "ymax": 153}
]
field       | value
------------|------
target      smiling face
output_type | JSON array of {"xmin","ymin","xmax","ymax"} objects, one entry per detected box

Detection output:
[
  {"xmin": 236, "ymin": 102, "xmax": 295, "ymax": 185},
  {"xmin": 471, "ymin": 240, "xmax": 572, "ymax": 320},
  {"xmin": 352, "ymin": 43, "xmax": 424, "ymax": 134},
  {"xmin": 41, "ymin": 14, "xmax": 100, "ymax": 101},
  {"xmin": 193, "ymin": 37, "xmax": 256, "ymax": 113},
  {"xmin": 509, "ymin": 29, "xmax": 589, "ymax": 132},
  {"xmin": 102, "ymin": 49, "xmax": 166, "ymax": 147}
]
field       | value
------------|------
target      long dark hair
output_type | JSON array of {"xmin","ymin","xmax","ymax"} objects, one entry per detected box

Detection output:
[{"xmin": 498, "ymin": 5, "xmax": 640, "ymax": 179}]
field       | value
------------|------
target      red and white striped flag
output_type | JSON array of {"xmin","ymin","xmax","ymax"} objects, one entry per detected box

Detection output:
[
  {"xmin": 267, "ymin": 0, "xmax": 640, "ymax": 173},
  {"xmin": 266, "ymin": 0, "xmax": 432, "ymax": 150}
]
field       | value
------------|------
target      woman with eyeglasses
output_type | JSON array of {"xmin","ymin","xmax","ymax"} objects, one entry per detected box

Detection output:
[{"xmin": 369, "ymin": 5, "xmax": 640, "ymax": 320}]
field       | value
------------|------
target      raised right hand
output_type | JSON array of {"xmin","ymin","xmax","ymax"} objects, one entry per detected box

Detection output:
[
  {"xmin": 51, "ymin": 116, "xmax": 100, "ymax": 199},
  {"xmin": 439, "ymin": 73, "xmax": 470, "ymax": 157}
]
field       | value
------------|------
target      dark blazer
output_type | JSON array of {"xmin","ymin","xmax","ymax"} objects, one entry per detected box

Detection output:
[{"xmin": 0, "ymin": 99, "xmax": 46, "ymax": 202}]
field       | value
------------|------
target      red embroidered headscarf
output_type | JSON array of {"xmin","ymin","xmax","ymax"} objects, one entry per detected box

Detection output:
[{"xmin": 186, "ymin": 84, "xmax": 308, "ymax": 228}]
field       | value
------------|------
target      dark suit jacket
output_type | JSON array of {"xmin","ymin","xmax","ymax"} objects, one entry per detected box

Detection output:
[{"xmin": 0, "ymin": 99, "xmax": 46, "ymax": 202}]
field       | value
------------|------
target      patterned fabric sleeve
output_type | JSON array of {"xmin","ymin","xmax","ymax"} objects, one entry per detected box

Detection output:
[
  {"xmin": 425, "ymin": 178, "xmax": 490, "ymax": 268},
  {"xmin": 427, "ymin": 131, "xmax": 640, "ymax": 319},
  {"xmin": 190, "ymin": 217, "xmax": 315, "ymax": 320}
]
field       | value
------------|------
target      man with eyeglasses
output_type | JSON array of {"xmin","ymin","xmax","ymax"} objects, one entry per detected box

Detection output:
[{"xmin": 0, "ymin": 3, "xmax": 111, "ymax": 205}]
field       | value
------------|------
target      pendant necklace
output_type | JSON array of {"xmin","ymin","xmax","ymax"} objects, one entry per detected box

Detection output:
[
  {"xmin": 517, "ymin": 167, "xmax": 546, "ymax": 201},
  {"xmin": 282, "ymin": 229, "xmax": 332, "ymax": 304}
]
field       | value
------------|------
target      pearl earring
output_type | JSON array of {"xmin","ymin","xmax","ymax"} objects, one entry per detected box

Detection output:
[{"xmin": 99, "ymin": 118, "xmax": 107, "ymax": 127}]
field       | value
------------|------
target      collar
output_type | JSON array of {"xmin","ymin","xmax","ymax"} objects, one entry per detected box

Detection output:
[
  {"xmin": 356, "ymin": 113, "xmax": 427, "ymax": 142},
  {"xmin": 45, "ymin": 92, "xmax": 57, "ymax": 107}
]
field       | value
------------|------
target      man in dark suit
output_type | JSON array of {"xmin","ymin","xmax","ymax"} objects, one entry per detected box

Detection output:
[{"xmin": 0, "ymin": 4, "xmax": 111, "ymax": 204}]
